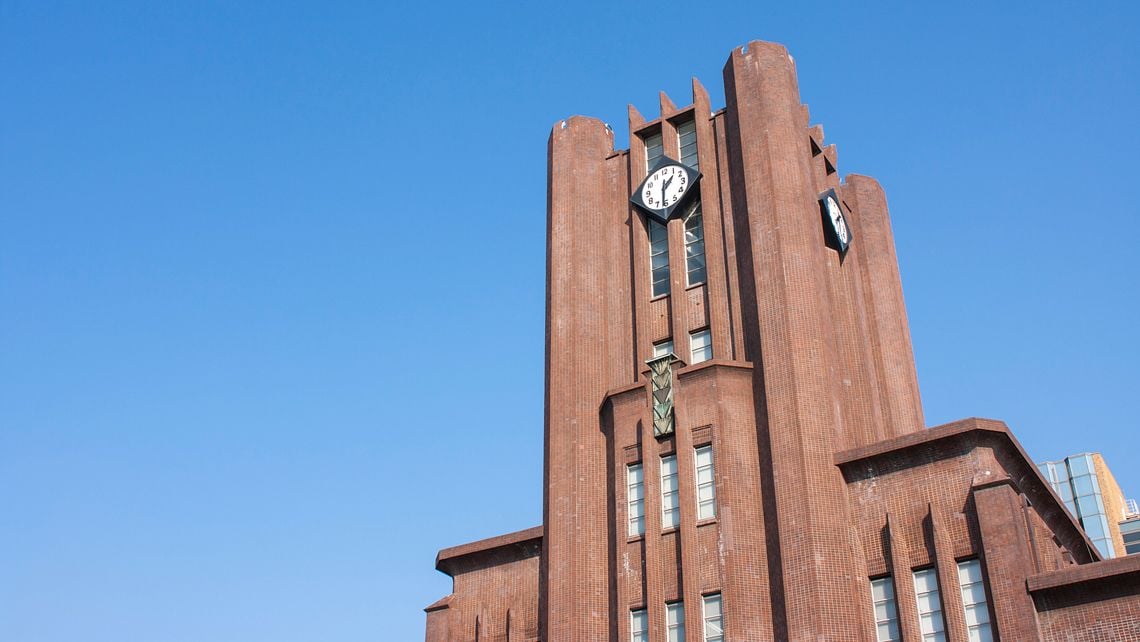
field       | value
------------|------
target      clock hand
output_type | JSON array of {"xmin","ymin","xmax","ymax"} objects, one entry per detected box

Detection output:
[{"xmin": 662, "ymin": 175, "xmax": 674, "ymax": 204}]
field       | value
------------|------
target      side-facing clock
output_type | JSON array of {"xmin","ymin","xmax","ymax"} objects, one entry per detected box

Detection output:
[
  {"xmin": 819, "ymin": 188, "xmax": 852, "ymax": 256},
  {"xmin": 631, "ymin": 157, "xmax": 701, "ymax": 223}
]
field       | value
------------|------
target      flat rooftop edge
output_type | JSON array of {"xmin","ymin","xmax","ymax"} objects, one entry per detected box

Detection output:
[{"xmin": 434, "ymin": 525, "xmax": 543, "ymax": 575}]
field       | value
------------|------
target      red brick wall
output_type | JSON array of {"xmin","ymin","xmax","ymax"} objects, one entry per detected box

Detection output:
[
  {"xmin": 1035, "ymin": 581, "xmax": 1140, "ymax": 640},
  {"xmin": 428, "ymin": 552, "xmax": 540, "ymax": 642}
]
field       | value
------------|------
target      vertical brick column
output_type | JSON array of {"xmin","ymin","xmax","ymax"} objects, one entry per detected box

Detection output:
[
  {"xmin": 887, "ymin": 514, "xmax": 920, "ymax": 642},
  {"xmin": 845, "ymin": 174, "xmax": 925, "ymax": 437},
  {"xmin": 930, "ymin": 504, "xmax": 969, "ymax": 642},
  {"xmin": 812, "ymin": 178, "xmax": 889, "ymax": 450},
  {"xmin": 722, "ymin": 41, "xmax": 862, "ymax": 640},
  {"xmin": 973, "ymin": 481, "xmax": 1043, "ymax": 642},
  {"xmin": 691, "ymin": 78, "xmax": 737, "ymax": 363},
  {"xmin": 542, "ymin": 116, "xmax": 632, "ymax": 641}
]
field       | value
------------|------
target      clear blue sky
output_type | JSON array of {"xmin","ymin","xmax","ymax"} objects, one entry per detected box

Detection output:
[{"xmin": 2, "ymin": 2, "xmax": 1137, "ymax": 640}]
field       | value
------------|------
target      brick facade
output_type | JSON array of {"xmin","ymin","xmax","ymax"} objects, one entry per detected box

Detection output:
[{"xmin": 424, "ymin": 40, "xmax": 1140, "ymax": 641}]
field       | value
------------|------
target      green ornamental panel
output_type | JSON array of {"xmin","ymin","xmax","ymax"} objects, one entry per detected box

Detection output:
[{"xmin": 646, "ymin": 354, "xmax": 676, "ymax": 438}]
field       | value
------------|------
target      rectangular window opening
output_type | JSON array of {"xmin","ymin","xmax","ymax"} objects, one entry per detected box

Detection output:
[
  {"xmin": 645, "ymin": 132, "xmax": 664, "ymax": 170},
  {"xmin": 702, "ymin": 593, "xmax": 723, "ymax": 642},
  {"xmin": 956, "ymin": 560, "xmax": 994, "ymax": 642},
  {"xmin": 649, "ymin": 219, "xmax": 670, "ymax": 298},
  {"xmin": 695, "ymin": 445, "xmax": 716, "ymax": 520},
  {"xmin": 661, "ymin": 455, "xmax": 680, "ymax": 530},
  {"xmin": 667, "ymin": 601, "xmax": 685, "ymax": 642},
  {"xmin": 912, "ymin": 568, "xmax": 947, "ymax": 642},
  {"xmin": 684, "ymin": 204, "xmax": 707, "ymax": 286},
  {"xmin": 631, "ymin": 608, "xmax": 649, "ymax": 642},
  {"xmin": 677, "ymin": 119, "xmax": 699, "ymax": 170},
  {"xmin": 690, "ymin": 328, "xmax": 712, "ymax": 364},
  {"xmin": 870, "ymin": 576, "xmax": 900, "ymax": 642},
  {"xmin": 627, "ymin": 463, "xmax": 645, "ymax": 537}
]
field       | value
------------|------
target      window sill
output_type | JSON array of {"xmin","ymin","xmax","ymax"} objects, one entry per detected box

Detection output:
[
  {"xmin": 697, "ymin": 518, "xmax": 718, "ymax": 529},
  {"xmin": 661, "ymin": 527, "xmax": 679, "ymax": 536},
  {"xmin": 627, "ymin": 534, "xmax": 645, "ymax": 544}
]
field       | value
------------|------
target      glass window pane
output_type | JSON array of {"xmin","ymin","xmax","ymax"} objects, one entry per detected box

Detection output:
[
  {"xmin": 632, "ymin": 609, "xmax": 649, "ymax": 642},
  {"xmin": 1068, "ymin": 455, "xmax": 1091, "ymax": 476},
  {"xmin": 912, "ymin": 568, "xmax": 946, "ymax": 641},
  {"xmin": 957, "ymin": 561, "xmax": 982, "ymax": 584},
  {"xmin": 1083, "ymin": 516, "xmax": 1107, "ymax": 538},
  {"xmin": 870, "ymin": 576, "xmax": 900, "ymax": 642},
  {"xmin": 627, "ymin": 464, "xmax": 645, "ymax": 536},
  {"xmin": 1073, "ymin": 475, "xmax": 1094, "ymax": 497},
  {"xmin": 667, "ymin": 602, "xmax": 685, "ymax": 642},
  {"xmin": 645, "ymin": 133, "xmax": 664, "ymax": 170},
  {"xmin": 677, "ymin": 119, "xmax": 699, "ymax": 169},
  {"xmin": 693, "ymin": 447, "xmax": 711, "ymax": 522},
  {"xmin": 956, "ymin": 560, "xmax": 993, "ymax": 642}
]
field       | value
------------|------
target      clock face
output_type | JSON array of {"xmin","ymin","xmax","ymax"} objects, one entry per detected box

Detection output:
[
  {"xmin": 640, "ymin": 165, "xmax": 690, "ymax": 211},
  {"xmin": 818, "ymin": 188, "xmax": 852, "ymax": 256},
  {"xmin": 826, "ymin": 196, "xmax": 849, "ymax": 244}
]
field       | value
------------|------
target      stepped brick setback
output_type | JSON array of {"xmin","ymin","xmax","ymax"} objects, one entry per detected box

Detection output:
[{"xmin": 423, "ymin": 41, "xmax": 1140, "ymax": 641}]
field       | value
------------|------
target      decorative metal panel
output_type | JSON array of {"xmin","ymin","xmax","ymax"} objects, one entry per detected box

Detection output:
[{"xmin": 647, "ymin": 353, "xmax": 677, "ymax": 438}]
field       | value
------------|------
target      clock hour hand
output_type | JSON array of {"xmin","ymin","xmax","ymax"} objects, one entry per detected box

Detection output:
[{"xmin": 661, "ymin": 174, "xmax": 674, "ymax": 205}]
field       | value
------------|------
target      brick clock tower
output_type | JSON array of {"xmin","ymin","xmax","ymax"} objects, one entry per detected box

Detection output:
[{"xmin": 424, "ymin": 41, "xmax": 1140, "ymax": 642}]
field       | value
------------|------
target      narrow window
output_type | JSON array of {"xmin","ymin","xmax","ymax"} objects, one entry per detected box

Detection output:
[
  {"xmin": 869, "ymin": 576, "xmax": 900, "ymax": 642},
  {"xmin": 702, "ymin": 593, "xmax": 723, "ymax": 642},
  {"xmin": 649, "ymin": 219, "xmax": 670, "ymax": 298},
  {"xmin": 690, "ymin": 329, "xmax": 712, "ymax": 364},
  {"xmin": 1122, "ymin": 518, "xmax": 1140, "ymax": 555},
  {"xmin": 684, "ymin": 204, "xmax": 707, "ymax": 286},
  {"xmin": 912, "ymin": 568, "xmax": 947, "ymax": 642},
  {"xmin": 645, "ymin": 132, "xmax": 664, "ymax": 170},
  {"xmin": 654, "ymin": 339, "xmax": 674, "ymax": 358},
  {"xmin": 695, "ymin": 445, "xmax": 716, "ymax": 520},
  {"xmin": 667, "ymin": 602, "xmax": 686, "ymax": 642},
  {"xmin": 956, "ymin": 560, "xmax": 994, "ymax": 642},
  {"xmin": 677, "ymin": 119, "xmax": 699, "ymax": 169},
  {"xmin": 627, "ymin": 463, "xmax": 645, "ymax": 536},
  {"xmin": 631, "ymin": 609, "xmax": 649, "ymax": 642},
  {"xmin": 661, "ymin": 454, "xmax": 680, "ymax": 529}
]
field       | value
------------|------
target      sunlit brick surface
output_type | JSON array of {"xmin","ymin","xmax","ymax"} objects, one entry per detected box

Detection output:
[{"xmin": 423, "ymin": 41, "xmax": 1140, "ymax": 641}]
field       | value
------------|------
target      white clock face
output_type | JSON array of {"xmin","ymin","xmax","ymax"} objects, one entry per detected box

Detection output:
[
  {"xmin": 827, "ymin": 196, "xmax": 849, "ymax": 244},
  {"xmin": 640, "ymin": 165, "xmax": 690, "ymax": 211}
]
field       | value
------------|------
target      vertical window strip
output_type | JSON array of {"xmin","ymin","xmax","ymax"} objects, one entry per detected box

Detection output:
[
  {"xmin": 631, "ymin": 609, "xmax": 649, "ymax": 642},
  {"xmin": 956, "ymin": 560, "xmax": 994, "ymax": 642},
  {"xmin": 690, "ymin": 329, "xmax": 712, "ymax": 364},
  {"xmin": 646, "ymin": 133, "xmax": 664, "ymax": 170},
  {"xmin": 654, "ymin": 339, "xmax": 674, "ymax": 358},
  {"xmin": 667, "ymin": 601, "xmax": 686, "ymax": 642},
  {"xmin": 870, "ymin": 577, "xmax": 900, "ymax": 642},
  {"xmin": 695, "ymin": 445, "xmax": 716, "ymax": 520},
  {"xmin": 627, "ymin": 464, "xmax": 645, "ymax": 536},
  {"xmin": 649, "ymin": 220, "xmax": 670, "ymax": 297},
  {"xmin": 677, "ymin": 119, "xmax": 699, "ymax": 169},
  {"xmin": 702, "ymin": 594, "xmax": 723, "ymax": 642},
  {"xmin": 661, "ymin": 455, "xmax": 680, "ymax": 529},
  {"xmin": 912, "ymin": 568, "xmax": 947, "ymax": 642},
  {"xmin": 684, "ymin": 205, "xmax": 707, "ymax": 286}
]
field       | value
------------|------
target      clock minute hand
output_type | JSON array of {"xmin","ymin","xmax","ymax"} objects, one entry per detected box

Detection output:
[{"xmin": 661, "ymin": 174, "xmax": 674, "ymax": 205}]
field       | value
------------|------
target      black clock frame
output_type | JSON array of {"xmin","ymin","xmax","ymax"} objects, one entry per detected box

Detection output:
[
  {"xmin": 630, "ymin": 156, "xmax": 702, "ymax": 224},
  {"xmin": 818, "ymin": 188, "xmax": 852, "ymax": 257}
]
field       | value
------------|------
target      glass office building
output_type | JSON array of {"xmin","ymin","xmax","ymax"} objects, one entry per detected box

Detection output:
[{"xmin": 1038, "ymin": 453, "xmax": 1129, "ymax": 559}]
